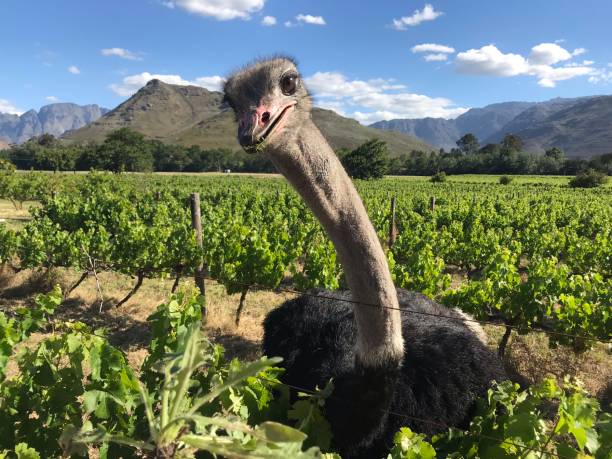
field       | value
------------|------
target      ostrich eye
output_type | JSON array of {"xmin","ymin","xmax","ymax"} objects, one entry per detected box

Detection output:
[{"xmin": 280, "ymin": 74, "xmax": 298, "ymax": 95}]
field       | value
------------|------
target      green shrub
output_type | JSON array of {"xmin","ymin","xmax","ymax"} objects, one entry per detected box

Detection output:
[
  {"xmin": 499, "ymin": 175, "xmax": 513, "ymax": 185},
  {"xmin": 569, "ymin": 169, "xmax": 609, "ymax": 188},
  {"xmin": 430, "ymin": 171, "xmax": 447, "ymax": 183}
]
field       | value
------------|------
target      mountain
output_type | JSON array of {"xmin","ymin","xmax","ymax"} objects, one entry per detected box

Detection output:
[
  {"xmin": 492, "ymin": 96, "xmax": 612, "ymax": 156},
  {"xmin": 370, "ymin": 96, "xmax": 612, "ymax": 157},
  {"xmin": 64, "ymin": 79, "xmax": 432, "ymax": 156},
  {"xmin": 0, "ymin": 138, "xmax": 9, "ymax": 150},
  {"xmin": 371, "ymin": 102, "xmax": 535, "ymax": 151},
  {"xmin": 454, "ymin": 102, "xmax": 536, "ymax": 142},
  {"xmin": 367, "ymin": 118, "xmax": 460, "ymax": 152},
  {"xmin": 0, "ymin": 103, "xmax": 108, "ymax": 144}
]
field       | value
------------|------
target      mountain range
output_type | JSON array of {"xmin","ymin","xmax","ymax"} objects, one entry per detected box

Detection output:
[
  {"xmin": 0, "ymin": 103, "xmax": 109, "ymax": 145},
  {"xmin": 371, "ymin": 96, "xmax": 612, "ymax": 158},
  {"xmin": 3, "ymin": 83, "xmax": 611, "ymax": 159},
  {"xmin": 63, "ymin": 79, "xmax": 432, "ymax": 156}
]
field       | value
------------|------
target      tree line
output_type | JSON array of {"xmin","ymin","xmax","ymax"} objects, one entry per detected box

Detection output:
[
  {"xmin": 1, "ymin": 128, "xmax": 611, "ymax": 177},
  {"xmin": 0, "ymin": 129, "xmax": 275, "ymax": 173}
]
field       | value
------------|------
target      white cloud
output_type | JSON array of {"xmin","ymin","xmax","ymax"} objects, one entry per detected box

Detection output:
[
  {"xmin": 424, "ymin": 53, "xmax": 449, "ymax": 62},
  {"xmin": 67, "ymin": 65, "xmax": 81, "ymax": 74},
  {"xmin": 164, "ymin": 0, "xmax": 265, "ymax": 20},
  {"xmin": 192, "ymin": 75, "xmax": 225, "ymax": 91},
  {"xmin": 296, "ymin": 14, "xmax": 326, "ymax": 25},
  {"xmin": 305, "ymin": 71, "xmax": 467, "ymax": 123},
  {"xmin": 411, "ymin": 43, "xmax": 455, "ymax": 54},
  {"xmin": 261, "ymin": 15, "xmax": 276, "ymax": 26},
  {"xmin": 456, "ymin": 45, "xmax": 529, "ymax": 76},
  {"xmin": 45, "ymin": 96, "xmax": 60, "ymax": 103},
  {"xmin": 533, "ymin": 65, "xmax": 592, "ymax": 87},
  {"xmin": 455, "ymin": 43, "xmax": 595, "ymax": 88},
  {"xmin": 110, "ymin": 72, "xmax": 226, "ymax": 97},
  {"xmin": 392, "ymin": 4, "xmax": 443, "ymax": 29},
  {"xmin": 284, "ymin": 21, "xmax": 294, "ymax": 27},
  {"xmin": 572, "ymin": 48, "xmax": 586, "ymax": 56},
  {"xmin": 528, "ymin": 43, "xmax": 572, "ymax": 65},
  {"xmin": 588, "ymin": 68, "xmax": 612, "ymax": 84},
  {"xmin": 0, "ymin": 99, "xmax": 23, "ymax": 115},
  {"xmin": 566, "ymin": 60, "xmax": 594, "ymax": 67},
  {"xmin": 101, "ymin": 47, "xmax": 143, "ymax": 61}
]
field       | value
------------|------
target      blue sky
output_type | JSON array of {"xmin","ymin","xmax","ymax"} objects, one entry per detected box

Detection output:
[{"xmin": 1, "ymin": 0, "xmax": 611, "ymax": 123}]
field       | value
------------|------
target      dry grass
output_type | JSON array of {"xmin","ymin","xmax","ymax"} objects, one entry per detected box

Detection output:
[
  {"xmin": 0, "ymin": 266, "xmax": 610, "ymax": 404},
  {"xmin": 0, "ymin": 199, "xmax": 39, "ymax": 229}
]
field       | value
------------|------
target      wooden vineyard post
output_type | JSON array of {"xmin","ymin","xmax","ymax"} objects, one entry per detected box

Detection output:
[
  {"xmin": 190, "ymin": 192, "xmax": 207, "ymax": 317},
  {"xmin": 388, "ymin": 196, "xmax": 398, "ymax": 248},
  {"xmin": 430, "ymin": 196, "xmax": 436, "ymax": 212}
]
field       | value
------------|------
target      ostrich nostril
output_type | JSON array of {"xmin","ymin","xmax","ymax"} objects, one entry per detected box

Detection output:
[{"xmin": 261, "ymin": 112, "xmax": 271, "ymax": 123}]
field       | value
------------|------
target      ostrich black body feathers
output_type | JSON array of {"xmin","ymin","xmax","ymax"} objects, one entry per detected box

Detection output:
[{"xmin": 263, "ymin": 289, "xmax": 506, "ymax": 459}]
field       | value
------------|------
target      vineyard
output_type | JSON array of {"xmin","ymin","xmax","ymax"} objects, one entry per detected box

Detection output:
[{"xmin": 0, "ymin": 170, "xmax": 610, "ymax": 458}]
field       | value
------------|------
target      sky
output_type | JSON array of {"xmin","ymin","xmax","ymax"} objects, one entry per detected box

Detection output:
[{"xmin": 1, "ymin": 0, "xmax": 612, "ymax": 124}]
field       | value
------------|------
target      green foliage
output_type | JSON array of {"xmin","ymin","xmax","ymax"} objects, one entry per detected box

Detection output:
[
  {"xmin": 456, "ymin": 133, "xmax": 480, "ymax": 155},
  {"xmin": 96, "ymin": 128, "xmax": 155, "ymax": 172},
  {"xmin": 387, "ymin": 428, "xmax": 436, "ymax": 459},
  {"xmin": 0, "ymin": 284, "xmax": 609, "ymax": 458},
  {"xmin": 431, "ymin": 378, "xmax": 611, "ymax": 459},
  {"xmin": 501, "ymin": 133, "xmax": 524, "ymax": 153},
  {"xmin": 61, "ymin": 324, "xmax": 321, "ymax": 458},
  {"xmin": 5, "ymin": 172, "xmax": 611, "ymax": 354},
  {"xmin": 499, "ymin": 175, "xmax": 513, "ymax": 185},
  {"xmin": 143, "ymin": 290, "xmax": 204, "ymax": 377},
  {"xmin": 341, "ymin": 139, "xmax": 390, "ymax": 180},
  {"xmin": 430, "ymin": 171, "xmax": 447, "ymax": 182},
  {"xmin": 569, "ymin": 168, "xmax": 609, "ymax": 188},
  {"xmin": 0, "ymin": 159, "xmax": 15, "ymax": 172},
  {"xmin": 0, "ymin": 286, "xmax": 62, "ymax": 380}
]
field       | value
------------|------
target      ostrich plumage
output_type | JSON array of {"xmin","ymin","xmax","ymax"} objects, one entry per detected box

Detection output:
[
  {"xmin": 223, "ymin": 56, "xmax": 507, "ymax": 459},
  {"xmin": 263, "ymin": 290, "xmax": 505, "ymax": 458}
]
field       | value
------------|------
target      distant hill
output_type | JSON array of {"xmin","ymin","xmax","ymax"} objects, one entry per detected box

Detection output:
[
  {"xmin": 0, "ymin": 103, "xmax": 108, "ymax": 144},
  {"xmin": 371, "ymin": 102, "xmax": 535, "ymax": 151},
  {"xmin": 370, "ymin": 96, "xmax": 612, "ymax": 158},
  {"xmin": 0, "ymin": 138, "xmax": 9, "ymax": 150},
  {"xmin": 492, "ymin": 96, "xmax": 612, "ymax": 156},
  {"xmin": 64, "ymin": 79, "xmax": 432, "ymax": 156}
]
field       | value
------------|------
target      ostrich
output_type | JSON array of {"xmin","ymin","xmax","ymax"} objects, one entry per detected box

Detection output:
[{"xmin": 223, "ymin": 57, "xmax": 506, "ymax": 459}]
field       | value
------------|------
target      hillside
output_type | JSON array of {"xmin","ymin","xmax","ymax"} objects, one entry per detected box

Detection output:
[
  {"xmin": 371, "ymin": 102, "xmax": 534, "ymax": 150},
  {"xmin": 498, "ymin": 96, "xmax": 612, "ymax": 156},
  {"xmin": 370, "ymin": 96, "xmax": 612, "ymax": 158},
  {"xmin": 0, "ymin": 103, "xmax": 108, "ymax": 144},
  {"xmin": 64, "ymin": 80, "xmax": 432, "ymax": 155}
]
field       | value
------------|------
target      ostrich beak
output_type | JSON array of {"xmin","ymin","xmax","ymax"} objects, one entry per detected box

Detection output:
[{"xmin": 238, "ymin": 101, "xmax": 297, "ymax": 153}]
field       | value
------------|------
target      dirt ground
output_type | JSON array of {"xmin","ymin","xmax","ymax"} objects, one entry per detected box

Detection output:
[{"xmin": 0, "ymin": 265, "xmax": 610, "ymax": 406}]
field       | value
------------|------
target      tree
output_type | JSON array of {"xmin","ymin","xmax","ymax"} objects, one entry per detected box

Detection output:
[
  {"xmin": 97, "ymin": 128, "xmax": 154, "ymax": 172},
  {"xmin": 479, "ymin": 143, "xmax": 501, "ymax": 156},
  {"xmin": 545, "ymin": 147, "xmax": 565, "ymax": 161},
  {"xmin": 501, "ymin": 134, "xmax": 523, "ymax": 153},
  {"xmin": 456, "ymin": 133, "xmax": 480, "ymax": 155},
  {"xmin": 341, "ymin": 139, "xmax": 389, "ymax": 180},
  {"xmin": 33, "ymin": 146, "xmax": 78, "ymax": 171}
]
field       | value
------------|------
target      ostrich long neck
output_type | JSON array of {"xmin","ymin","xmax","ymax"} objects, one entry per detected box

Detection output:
[{"xmin": 268, "ymin": 117, "xmax": 404, "ymax": 367}]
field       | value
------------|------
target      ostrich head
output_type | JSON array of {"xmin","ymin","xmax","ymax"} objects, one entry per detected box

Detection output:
[{"xmin": 223, "ymin": 57, "xmax": 312, "ymax": 153}]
